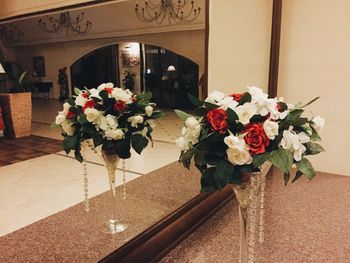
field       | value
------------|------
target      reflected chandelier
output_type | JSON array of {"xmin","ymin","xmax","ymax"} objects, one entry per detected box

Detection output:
[
  {"xmin": 38, "ymin": 11, "xmax": 92, "ymax": 35},
  {"xmin": 135, "ymin": 0, "xmax": 201, "ymax": 24},
  {"xmin": 0, "ymin": 23, "xmax": 24, "ymax": 43}
]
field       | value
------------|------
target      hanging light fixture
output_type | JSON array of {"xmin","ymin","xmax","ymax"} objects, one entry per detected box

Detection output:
[
  {"xmin": 38, "ymin": 11, "xmax": 92, "ymax": 35},
  {"xmin": 0, "ymin": 23, "xmax": 24, "ymax": 43},
  {"xmin": 135, "ymin": 0, "xmax": 201, "ymax": 24}
]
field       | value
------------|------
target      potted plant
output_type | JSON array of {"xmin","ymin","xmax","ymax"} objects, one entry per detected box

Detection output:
[{"xmin": 0, "ymin": 62, "xmax": 34, "ymax": 138}]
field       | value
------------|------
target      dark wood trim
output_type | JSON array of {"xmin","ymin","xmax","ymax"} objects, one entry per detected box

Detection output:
[
  {"xmin": 203, "ymin": 0, "xmax": 209, "ymax": 99},
  {"xmin": 0, "ymin": 0, "xmax": 116, "ymax": 23},
  {"xmin": 100, "ymin": 186, "xmax": 234, "ymax": 263},
  {"xmin": 268, "ymin": 0, "xmax": 283, "ymax": 97}
]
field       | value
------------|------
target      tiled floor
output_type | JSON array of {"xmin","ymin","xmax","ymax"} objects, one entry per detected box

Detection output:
[{"xmin": 0, "ymin": 98, "xmax": 185, "ymax": 237}]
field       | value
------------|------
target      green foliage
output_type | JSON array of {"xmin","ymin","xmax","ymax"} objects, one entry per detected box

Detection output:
[
  {"xmin": 299, "ymin": 97, "xmax": 320, "ymax": 108},
  {"xmin": 174, "ymin": 109, "xmax": 191, "ymax": 122},
  {"xmin": 296, "ymin": 158, "xmax": 316, "ymax": 180},
  {"xmin": 252, "ymin": 152, "xmax": 269, "ymax": 168},
  {"xmin": 306, "ymin": 142, "xmax": 325, "ymax": 155},
  {"xmin": 131, "ymin": 134, "xmax": 149, "ymax": 154},
  {"xmin": 238, "ymin": 92, "xmax": 252, "ymax": 105},
  {"xmin": 204, "ymin": 102, "xmax": 219, "ymax": 110},
  {"xmin": 187, "ymin": 93, "xmax": 203, "ymax": 107},
  {"xmin": 227, "ymin": 108, "xmax": 239, "ymax": 124},
  {"xmin": 270, "ymin": 148, "xmax": 293, "ymax": 174}
]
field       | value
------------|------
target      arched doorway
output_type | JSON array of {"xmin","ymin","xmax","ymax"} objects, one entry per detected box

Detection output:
[{"xmin": 70, "ymin": 43, "xmax": 199, "ymax": 109}]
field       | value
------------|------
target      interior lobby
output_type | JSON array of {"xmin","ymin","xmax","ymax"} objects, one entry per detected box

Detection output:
[{"xmin": 0, "ymin": 1, "xmax": 349, "ymax": 262}]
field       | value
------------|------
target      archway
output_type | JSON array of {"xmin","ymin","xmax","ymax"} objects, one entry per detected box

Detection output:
[{"xmin": 70, "ymin": 42, "xmax": 199, "ymax": 109}]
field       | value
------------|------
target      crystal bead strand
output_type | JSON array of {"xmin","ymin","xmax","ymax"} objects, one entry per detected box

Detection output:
[
  {"xmin": 81, "ymin": 143, "xmax": 90, "ymax": 212},
  {"xmin": 247, "ymin": 192, "xmax": 258, "ymax": 263},
  {"xmin": 122, "ymin": 159, "xmax": 126, "ymax": 200},
  {"xmin": 259, "ymin": 174, "xmax": 266, "ymax": 243}
]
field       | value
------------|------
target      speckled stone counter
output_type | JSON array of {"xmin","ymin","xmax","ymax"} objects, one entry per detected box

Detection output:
[
  {"xmin": 162, "ymin": 169, "xmax": 350, "ymax": 263},
  {"xmin": 0, "ymin": 162, "xmax": 200, "ymax": 263}
]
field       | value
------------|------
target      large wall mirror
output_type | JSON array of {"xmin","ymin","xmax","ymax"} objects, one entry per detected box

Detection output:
[{"xmin": 0, "ymin": 0, "xmax": 277, "ymax": 261}]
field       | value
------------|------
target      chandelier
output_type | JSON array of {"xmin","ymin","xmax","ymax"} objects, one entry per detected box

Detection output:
[
  {"xmin": 38, "ymin": 11, "xmax": 92, "ymax": 35},
  {"xmin": 0, "ymin": 23, "xmax": 24, "ymax": 43},
  {"xmin": 135, "ymin": 0, "xmax": 201, "ymax": 24}
]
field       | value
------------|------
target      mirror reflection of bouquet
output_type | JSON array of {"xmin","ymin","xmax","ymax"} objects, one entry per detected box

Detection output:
[
  {"xmin": 54, "ymin": 83, "xmax": 163, "ymax": 161},
  {"xmin": 176, "ymin": 87, "xmax": 325, "ymax": 191}
]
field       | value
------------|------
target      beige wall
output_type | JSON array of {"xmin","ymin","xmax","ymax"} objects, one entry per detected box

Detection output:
[
  {"xmin": 208, "ymin": 0, "xmax": 273, "ymax": 94},
  {"xmin": 13, "ymin": 30, "xmax": 205, "ymax": 98},
  {"xmin": 278, "ymin": 0, "xmax": 350, "ymax": 176}
]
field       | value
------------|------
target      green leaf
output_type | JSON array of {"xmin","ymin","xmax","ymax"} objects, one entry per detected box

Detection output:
[
  {"xmin": 307, "ymin": 142, "xmax": 325, "ymax": 155},
  {"xmin": 63, "ymin": 135, "xmax": 78, "ymax": 154},
  {"xmin": 204, "ymin": 102, "xmax": 219, "ymax": 110},
  {"xmin": 50, "ymin": 123, "xmax": 61, "ymax": 129},
  {"xmin": 174, "ymin": 109, "xmax": 191, "ymax": 122},
  {"xmin": 92, "ymin": 133, "xmax": 104, "ymax": 147},
  {"xmin": 253, "ymin": 152, "xmax": 269, "ymax": 168},
  {"xmin": 292, "ymin": 170, "xmax": 303, "ymax": 183},
  {"xmin": 187, "ymin": 93, "xmax": 203, "ymax": 107},
  {"xmin": 66, "ymin": 97, "xmax": 75, "ymax": 106},
  {"xmin": 284, "ymin": 172, "xmax": 290, "ymax": 186},
  {"xmin": 151, "ymin": 110, "xmax": 165, "ymax": 119},
  {"xmin": 99, "ymin": 90, "xmax": 109, "ymax": 100},
  {"xmin": 238, "ymin": 92, "xmax": 251, "ymax": 105},
  {"xmin": 131, "ymin": 134, "xmax": 149, "ymax": 155},
  {"xmin": 181, "ymin": 148, "xmax": 195, "ymax": 162},
  {"xmin": 115, "ymin": 138, "xmax": 131, "ymax": 159},
  {"xmin": 194, "ymin": 150, "xmax": 206, "ymax": 166},
  {"xmin": 18, "ymin": 71, "xmax": 27, "ymax": 84},
  {"xmin": 286, "ymin": 109, "xmax": 304, "ymax": 121},
  {"xmin": 138, "ymin": 91, "xmax": 152, "ymax": 102},
  {"xmin": 194, "ymin": 107, "xmax": 207, "ymax": 116},
  {"xmin": 300, "ymin": 97, "xmax": 320, "ymax": 108},
  {"xmin": 270, "ymin": 148, "xmax": 293, "ymax": 173},
  {"xmin": 74, "ymin": 87, "xmax": 81, "ymax": 96},
  {"xmin": 310, "ymin": 126, "xmax": 321, "ymax": 141},
  {"xmin": 289, "ymin": 117, "xmax": 309, "ymax": 126},
  {"xmin": 296, "ymin": 158, "xmax": 316, "ymax": 180},
  {"xmin": 74, "ymin": 150, "xmax": 83, "ymax": 163},
  {"xmin": 200, "ymin": 167, "xmax": 217, "ymax": 192},
  {"xmin": 227, "ymin": 108, "xmax": 238, "ymax": 124},
  {"xmin": 77, "ymin": 115, "xmax": 88, "ymax": 124},
  {"xmin": 214, "ymin": 160, "xmax": 233, "ymax": 189}
]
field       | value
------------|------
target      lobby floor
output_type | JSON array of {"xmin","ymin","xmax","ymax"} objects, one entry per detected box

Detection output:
[{"xmin": 0, "ymin": 98, "xmax": 184, "ymax": 237}]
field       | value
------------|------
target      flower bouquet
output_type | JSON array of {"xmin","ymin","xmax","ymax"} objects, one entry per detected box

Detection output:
[
  {"xmin": 54, "ymin": 83, "xmax": 163, "ymax": 234},
  {"xmin": 175, "ymin": 86, "xmax": 324, "ymax": 262}
]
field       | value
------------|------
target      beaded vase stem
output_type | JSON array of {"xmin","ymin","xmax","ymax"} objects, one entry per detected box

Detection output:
[
  {"xmin": 100, "ymin": 151, "xmax": 127, "ymax": 234},
  {"xmin": 232, "ymin": 173, "xmax": 264, "ymax": 263}
]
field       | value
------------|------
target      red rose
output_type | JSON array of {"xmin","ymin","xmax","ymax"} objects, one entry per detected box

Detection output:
[
  {"xmin": 82, "ymin": 92, "xmax": 89, "ymax": 99},
  {"xmin": 66, "ymin": 111, "xmax": 76, "ymax": 119},
  {"xmin": 229, "ymin": 93, "xmax": 244, "ymax": 102},
  {"xmin": 206, "ymin": 108, "xmax": 228, "ymax": 134},
  {"xmin": 104, "ymin": 87, "xmax": 113, "ymax": 94},
  {"xmin": 132, "ymin": 96, "xmax": 138, "ymax": 103},
  {"xmin": 243, "ymin": 123, "xmax": 270, "ymax": 155},
  {"xmin": 114, "ymin": 101, "xmax": 126, "ymax": 112},
  {"xmin": 82, "ymin": 100, "xmax": 97, "ymax": 112}
]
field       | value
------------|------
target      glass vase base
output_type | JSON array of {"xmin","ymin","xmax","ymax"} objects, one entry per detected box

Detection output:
[{"xmin": 101, "ymin": 219, "xmax": 128, "ymax": 234}]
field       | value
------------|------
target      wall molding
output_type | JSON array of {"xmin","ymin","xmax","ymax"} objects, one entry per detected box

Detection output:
[{"xmin": 8, "ymin": 24, "xmax": 205, "ymax": 47}]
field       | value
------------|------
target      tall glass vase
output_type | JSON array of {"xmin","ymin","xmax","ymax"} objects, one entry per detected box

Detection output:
[
  {"xmin": 100, "ymin": 150, "xmax": 128, "ymax": 234},
  {"xmin": 232, "ymin": 173, "xmax": 263, "ymax": 263}
]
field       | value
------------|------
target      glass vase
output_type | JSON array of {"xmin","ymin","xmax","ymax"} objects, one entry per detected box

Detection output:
[
  {"xmin": 232, "ymin": 173, "xmax": 263, "ymax": 263},
  {"xmin": 100, "ymin": 150, "xmax": 128, "ymax": 234}
]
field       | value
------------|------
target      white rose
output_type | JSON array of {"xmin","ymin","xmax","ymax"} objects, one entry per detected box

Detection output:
[
  {"xmin": 61, "ymin": 121, "xmax": 75, "ymax": 136},
  {"xmin": 186, "ymin": 125, "xmax": 200, "ymax": 143},
  {"xmin": 105, "ymin": 114, "xmax": 118, "ymax": 128},
  {"xmin": 176, "ymin": 136, "xmax": 190, "ymax": 151},
  {"xmin": 185, "ymin": 116, "xmax": 200, "ymax": 129},
  {"xmin": 145, "ymin": 105, "xmax": 153, "ymax": 117},
  {"xmin": 298, "ymin": 131, "xmax": 310, "ymax": 144},
  {"xmin": 235, "ymin": 103, "xmax": 257, "ymax": 124},
  {"xmin": 128, "ymin": 115, "xmax": 144, "ymax": 127},
  {"xmin": 311, "ymin": 116, "xmax": 325, "ymax": 133},
  {"xmin": 84, "ymin": 108, "xmax": 100, "ymax": 123},
  {"xmin": 75, "ymin": 94, "xmax": 87, "ymax": 107},
  {"xmin": 247, "ymin": 86, "xmax": 268, "ymax": 105},
  {"xmin": 134, "ymin": 127, "xmax": 148, "ymax": 137},
  {"xmin": 219, "ymin": 97, "xmax": 239, "ymax": 110},
  {"xmin": 279, "ymin": 128, "xmax": 308, "ymax": 161},
  {"xmin": 97, "ymin": 82, "xmax": 114, "ymax": 90},
  {"xmin": 112, "ymin": 88, "xmax": 132, "ymax": 102},
  {"xmin": 105, "ymin": 128, "xmax": 124, "ymax": 140},
  {"xmin": 205, "ymin": 90, "xmax": 225, "ymax": 104},
  {"xmin": 98, "ymin": 116, "xmax": 108, "ymax": 131},
  {"xmin": 293, "ymin": 144, "xmax": 306, "ymax": 162},
  {"xmin": 181, "ymin": 127, "xmax": 188, "ymax": 136},
  {"xmin": 88, "ymin": 88, "xmax": 102, "ymax": 101},
  {"xmin": 224, "ymin": 134, "xmax": 246, "ymax": 151},
  {"xmin": 263, "ymin": 120, "xmax": 279, "ymax": 140},
  {"xmin": 63, "ymin": 102, "xmax": 71, "ymax": 113},
  {"xmin": 55, "ymin": 111, "xmax": 66, "ymax": 125},
  {"xmin": 226, "ymin": 147, "xmax": 252, "ymax": 165}
]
